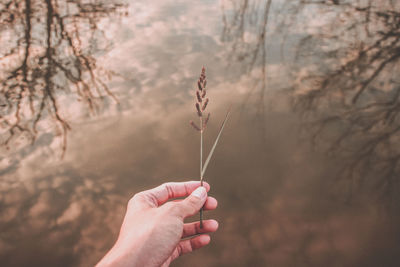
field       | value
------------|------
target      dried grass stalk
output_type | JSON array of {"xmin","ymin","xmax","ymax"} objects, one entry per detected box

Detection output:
[{"xmin": 188, "ymin": 67, "xmax": 230, "ymax": 228}]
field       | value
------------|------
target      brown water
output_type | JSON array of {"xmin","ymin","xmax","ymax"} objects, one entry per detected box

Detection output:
[{"xmin": 1, "ymin": 1, "xmax": 400, "ymax": 266}]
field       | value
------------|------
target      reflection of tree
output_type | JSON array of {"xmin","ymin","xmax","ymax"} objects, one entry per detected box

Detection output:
[
  {"xmin": 222, "ymin": 0, "xmax": 400, "ymax": 202},
  {"xmin": 221, "ymin": 0, "xmax": 272, "ymax": 113},
  {"xmin": 293, "ymin": 2, "xmax": 400, "ymax": 202},
  {"xmin": 0, "ymin": 0, "xmax": 125, "ymax": 156}
]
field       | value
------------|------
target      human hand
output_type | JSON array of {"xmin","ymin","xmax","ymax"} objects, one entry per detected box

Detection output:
[{"xmin": 96, "ymin": 181, "xmax": 218, "ymax": 267}]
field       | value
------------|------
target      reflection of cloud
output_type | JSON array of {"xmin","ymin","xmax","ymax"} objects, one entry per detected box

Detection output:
[
  {"xmin": 2, "ymin": 89, "xmax": 399, "ymax": 267},
  {"xmin": 56, "ymin": 201, "xmax": 82, "ymax": 225},
  {"xmin": 1, "ymin": 1, "xmax": 400, "ymax": 267}
]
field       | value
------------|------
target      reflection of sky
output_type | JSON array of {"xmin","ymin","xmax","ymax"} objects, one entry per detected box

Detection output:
[{"xmin": 1, "ymin": 0, "xmax": 400, "ymax": 267}]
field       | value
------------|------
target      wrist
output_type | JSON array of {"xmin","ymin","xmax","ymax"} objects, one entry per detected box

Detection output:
[{"xmin": 96, "ymin": 239, "xmax": 141, "ymax": 267}]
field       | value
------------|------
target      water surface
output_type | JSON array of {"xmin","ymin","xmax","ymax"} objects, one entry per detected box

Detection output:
[{"xmin": 1, "ymin": 1, "xmax": 400, "ymax": 266}]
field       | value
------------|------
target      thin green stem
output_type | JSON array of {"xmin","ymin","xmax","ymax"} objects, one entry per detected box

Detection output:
[
  {"xmin": 200, "ymin": 117, "xmax": 203, "ymax": 184},
  {"xmin": 200, "ymin": 116, "xmax": 204, "ymax": 228}
]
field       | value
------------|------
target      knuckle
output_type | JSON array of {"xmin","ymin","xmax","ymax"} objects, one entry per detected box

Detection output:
[
  {"xmin": 162, "ymin": 183, "xmax": 175, "ymax": 198},
  {"xmin": 128, "ymin": 192, "xmax": 144, "ymax": 207}
]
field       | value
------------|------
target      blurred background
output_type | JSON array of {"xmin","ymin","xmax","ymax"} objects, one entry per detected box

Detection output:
[{"xmin": 1, "ymin": 0, "xmax": 399, "ymax": 266}]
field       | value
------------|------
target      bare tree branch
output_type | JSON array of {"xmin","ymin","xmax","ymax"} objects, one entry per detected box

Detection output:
[{"xmin": 0, "ymin": 0, "xmax": 126, "ymax": 156}]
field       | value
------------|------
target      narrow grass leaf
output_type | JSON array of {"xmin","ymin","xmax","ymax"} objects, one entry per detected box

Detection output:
[{"xmin": 201, "ymin": 106, "xmax": 231, "ymax": 177}]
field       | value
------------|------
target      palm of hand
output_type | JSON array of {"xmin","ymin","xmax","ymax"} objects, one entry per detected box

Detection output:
[{"xmin": 98, "ymin": 181, "xmax": 218, "ymax": 267}]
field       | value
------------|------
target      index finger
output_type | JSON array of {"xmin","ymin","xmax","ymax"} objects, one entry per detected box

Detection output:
[{"xmin": 140, "ymin": 181, "xmax": 210, "ymax": 207}]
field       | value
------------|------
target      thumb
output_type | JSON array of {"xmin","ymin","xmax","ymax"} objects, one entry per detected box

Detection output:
[{"xmin": 176, "ymin": 186, "xmax": 207, "ymax": 218}]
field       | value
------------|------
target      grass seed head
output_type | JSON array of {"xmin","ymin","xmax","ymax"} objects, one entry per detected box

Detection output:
[
  {"xmin": 196, "ymin": 91, "xmax": 202, "ymax": 103},
  {"xmin": 198, "ymin": 80, "xmax": 203, "ymax": 91},
  {"xmin": 201, "ymin": 89, "xmax": 206, "ymax": 98},
  {"xmin": 203, "ymin": 113, "xmax": 210, "ymax": 128},
  {"xmin": 196, "ymin": 103, "xmax": 202, "ymax": 117},
  {"xmin": 202, "ymin": 98, "xmax": 209, "ymax": 111},
  {"xmin": 191, "ymin": 67, "xmax": 210, "ymax": 130},
  {"xmin": 190, "ymin": 120, "xmax": 201, "ymax": 131}
]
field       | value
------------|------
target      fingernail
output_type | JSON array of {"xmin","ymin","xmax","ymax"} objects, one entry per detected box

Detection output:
[{"xmin": 192, "ymin": 186, "xmax": 206, "ymax": 199}]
